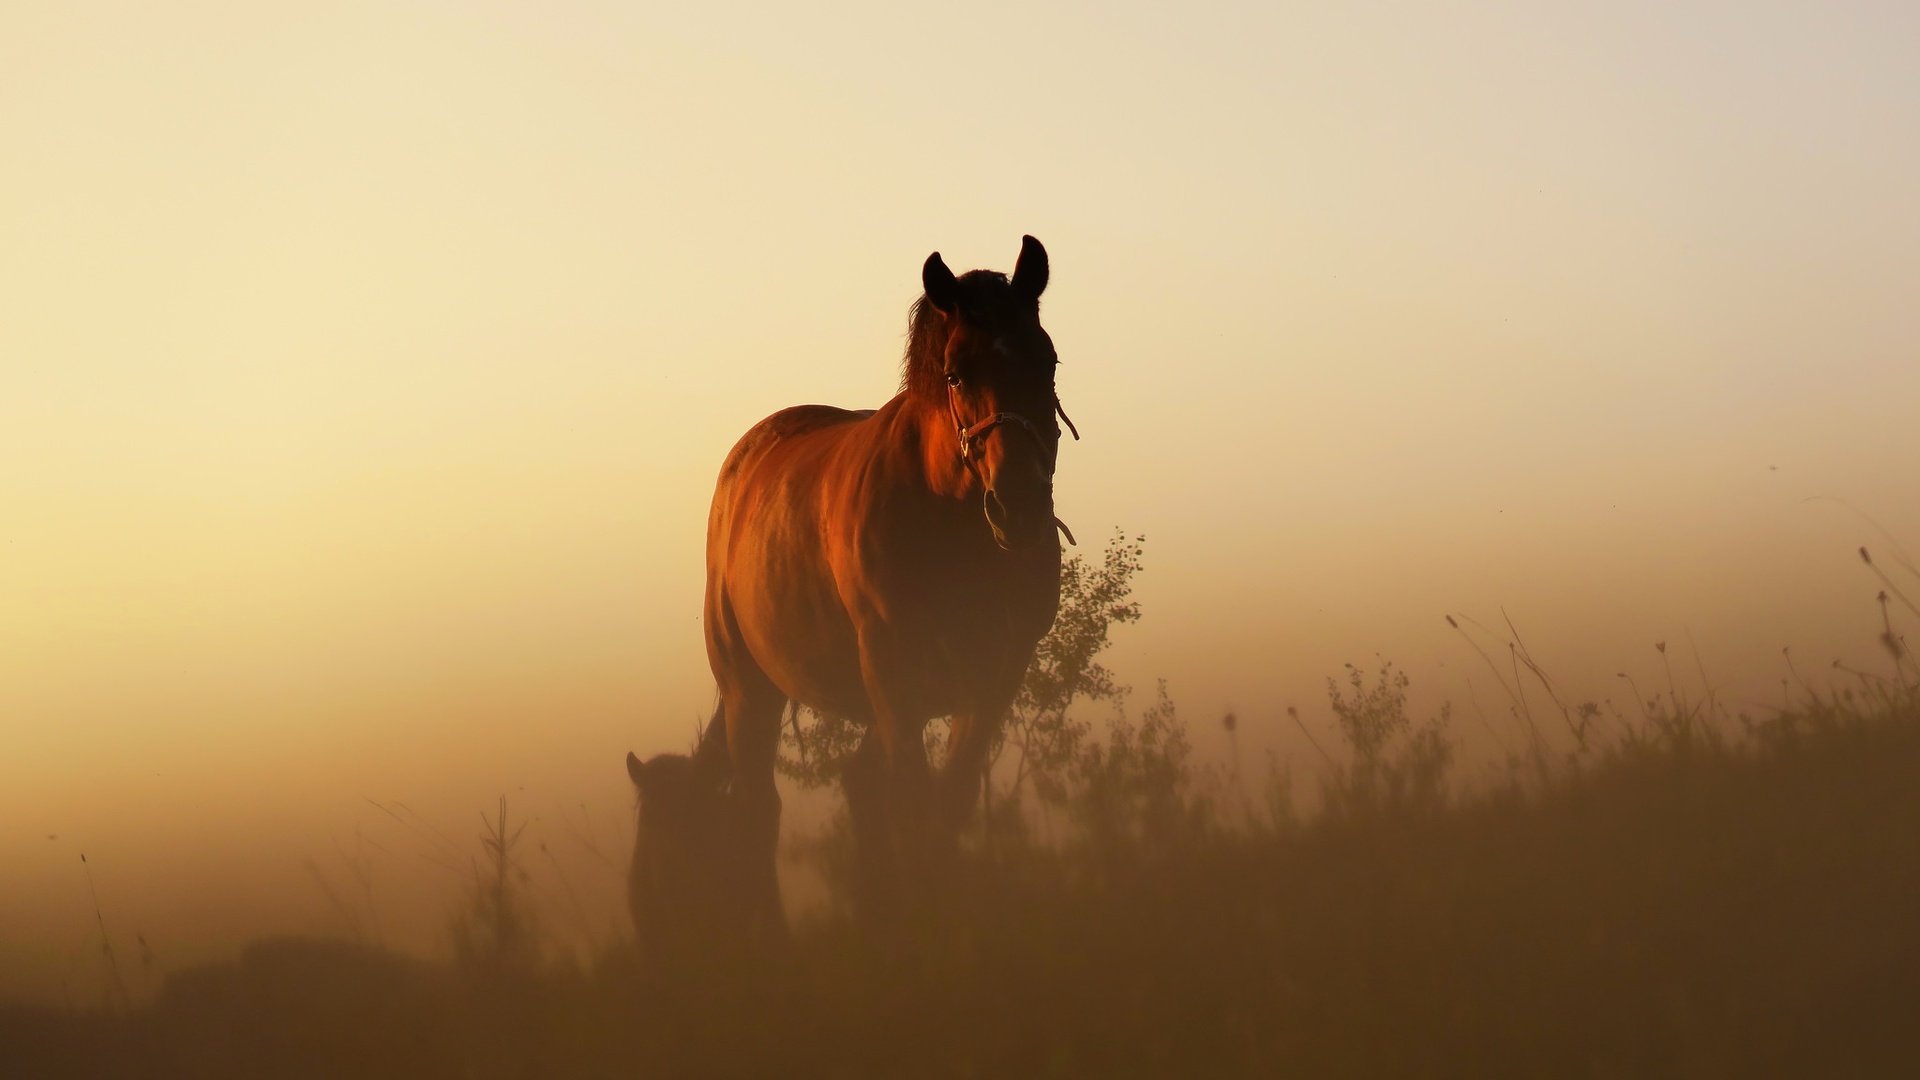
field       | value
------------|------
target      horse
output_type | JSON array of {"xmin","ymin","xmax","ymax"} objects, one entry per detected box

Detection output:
[
  {"xmin": 624, "ymin": 749, "xmax": 765, "ymax": 959},
  {"xmin": 636, "ymin": 235, "xmax": 1072, "ymax": 931}
]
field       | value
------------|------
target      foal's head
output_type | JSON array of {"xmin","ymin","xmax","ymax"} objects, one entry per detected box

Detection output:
[
  {"xmin": 905, "ymin": 235, "xmax": 1065, "ymax": 551},
  {"xmin": 623, "ymin": 750, "xmax": 739, "ymax": 953}
]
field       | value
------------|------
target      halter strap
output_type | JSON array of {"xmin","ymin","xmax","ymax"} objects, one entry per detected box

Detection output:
[
  {"xmin": 955, "ymin": 410, "xmax": 1044, "ymax": 464},
  {"xmin": 945, "ymin": 386, "xmax": 1082, "ymax": 546},
  {"xmin": 947, "ymin": 389, "xmax": 1081, "ymax": 465}
]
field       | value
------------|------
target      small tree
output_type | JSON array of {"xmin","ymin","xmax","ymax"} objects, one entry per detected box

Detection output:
[
  {"xmin": 776, "ymin": 699, "xmax": 857, "ymax": 790},
  {"xmin": 1063, "ymin": 680, "xmax": 1208, "ymax": 858},
  {"xmin": 992, "ymin": 532, "xmax": 1144, "ymax": 811},
  {"xmin": 1322, "ymin": 660, "xmax": 1454, "ymax": 817}
]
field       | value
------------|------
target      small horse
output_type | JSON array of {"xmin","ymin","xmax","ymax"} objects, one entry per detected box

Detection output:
[
  {"xmin": 624, "ymin": 749, "xmax": 766, "ymax": 957},
  {"xmin": 638, "ymin": 236, "xmax": 1070, "ymax": 929}
]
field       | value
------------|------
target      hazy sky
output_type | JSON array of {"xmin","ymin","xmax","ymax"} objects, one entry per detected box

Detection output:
[{"xmin": 4, "ymin": 1, "xmax": 1919, "ymax": 1001}]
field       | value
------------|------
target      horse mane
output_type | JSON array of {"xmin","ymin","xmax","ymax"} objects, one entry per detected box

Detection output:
[{"xmin": 899, "ymin": 270, "xmax": 1016, "ymax": 400}]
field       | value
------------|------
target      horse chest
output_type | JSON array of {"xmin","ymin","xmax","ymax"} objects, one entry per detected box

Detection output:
[{"xmin": 855, "ymin": 554, "xmax": 1057, "ymax": 714}]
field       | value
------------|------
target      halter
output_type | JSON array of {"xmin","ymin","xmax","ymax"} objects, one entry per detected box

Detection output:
[
  {"xmin": 946, "ymin": 385, "xmax": 1083, "ymax": 544},
  {"xmin": 946, "ymin": 386, "xmax": 1080, "ymax": 465},
  {"xmin": 954, "ymin": 407, "xmax": 1043, "ymax": 465}
]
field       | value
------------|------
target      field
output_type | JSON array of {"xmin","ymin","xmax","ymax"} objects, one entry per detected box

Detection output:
[
  {"xmin": 5, "ymin": 638, "xmax": 1916, "ymax": 1078},
  {"xmin": 10, "ymin": 3, "xmax": 1920, "ymax": 1076}
]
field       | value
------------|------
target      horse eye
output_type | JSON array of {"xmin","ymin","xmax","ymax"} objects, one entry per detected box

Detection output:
[{"xmin": 945, "ymin": 372, "xmax": 963, "ymax": 387}]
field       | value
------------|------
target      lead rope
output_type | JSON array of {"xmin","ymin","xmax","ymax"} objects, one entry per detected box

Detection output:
[
  {"xmin": 1054, "ymin": 396, "xmax": 1080, "ymax": 442},
  {"xmin": 1054, "ymin": 394, "xmax": 1080, "ymax": 545}
]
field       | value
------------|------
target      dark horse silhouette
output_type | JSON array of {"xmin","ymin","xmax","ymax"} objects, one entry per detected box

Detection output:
[{"xmin": 629, "ymin": 236, "xmax": 1071, "ymax": 938}]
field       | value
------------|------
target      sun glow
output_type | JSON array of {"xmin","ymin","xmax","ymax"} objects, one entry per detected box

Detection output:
[{"xmin": 3, "ymin": 0, "xmax": 1919, "ymax": 1006}]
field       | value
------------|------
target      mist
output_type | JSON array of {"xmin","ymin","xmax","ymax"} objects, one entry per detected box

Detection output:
[{"xmin": 4, "ymin": 1, "xmax": 1920, "ymax": 1074}]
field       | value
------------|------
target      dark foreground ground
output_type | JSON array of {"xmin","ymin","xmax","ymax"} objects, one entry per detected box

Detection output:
[{"xmin": 5, "ymin": 697, "xmax": 1918, "ymax": 1079}]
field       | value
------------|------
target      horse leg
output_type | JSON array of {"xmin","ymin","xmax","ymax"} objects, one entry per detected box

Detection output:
[
  {"xmin": 718, "ymin": 672, "xmax": 789, "ymax": 944},
  {"xmin": 692, "ymin": 700, "xmax": 730, "ymax": 774},
  {"xmin": 854, "ymin": 637, "xmax": 937, "ymax": 889},
  {"xmin": 937, "ymin": 699, "xmax": 1013, "ymax": 838},
  {"xmin": 840, "ymin": 729, "xmax": 893, "ymax": 919}
]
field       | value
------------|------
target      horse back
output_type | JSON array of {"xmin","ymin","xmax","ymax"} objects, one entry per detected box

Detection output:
[{"xmin": 714, "ymin": 405, "xmax": 874, "ymax": 490}]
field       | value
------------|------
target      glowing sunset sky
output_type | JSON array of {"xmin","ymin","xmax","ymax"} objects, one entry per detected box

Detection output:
[{"xmin": 3, "ymin": 1, "xmax": 1918, "ymax": 1000}]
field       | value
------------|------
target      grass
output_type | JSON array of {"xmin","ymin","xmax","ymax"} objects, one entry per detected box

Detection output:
[
  {"xmin": 9, "ymin": 536, "xmax": 1917, "ymax": 1076},
  {"xmin": 5, "ymin": 661, "xmax": 1917, "ymax": 1079}
]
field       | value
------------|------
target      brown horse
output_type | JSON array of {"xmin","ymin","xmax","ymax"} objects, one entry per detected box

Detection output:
[
  {"xmin": 624, "ymin": 749, "xmax": 762, "ymax": 959},
  {"xmin": 661, "ymin": 236, "xmax": 1071, "ymax": 929}
]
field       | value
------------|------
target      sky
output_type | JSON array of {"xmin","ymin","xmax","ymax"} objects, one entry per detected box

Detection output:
[{"xmin": 4, "ymin": 0, "xmax": 1919, "ymax": 1002}]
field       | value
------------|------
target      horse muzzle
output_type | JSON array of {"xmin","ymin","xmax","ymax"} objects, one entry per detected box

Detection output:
[{"xmin": 984, "ymin": 488, "xmax": 1053, "ymax": 551}]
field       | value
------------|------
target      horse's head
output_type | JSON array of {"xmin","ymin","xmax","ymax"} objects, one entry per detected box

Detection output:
[
  {"xmin": 623, "ymin": 750, "xmax": 740, "ymax": 953},
  {"xmin": 914, "ymin": 235, "xmax": 1070, "ymax": 551}
]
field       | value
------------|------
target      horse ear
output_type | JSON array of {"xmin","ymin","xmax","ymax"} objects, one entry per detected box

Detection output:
[
  {"xmin": 922, "ymin": 252, "xmax": 959, "ymax": 313},
  {"xmin": 626, "ymin": 751, "xmax": 647, "ymax": 788},
  {"xmin": 1011, "ymin": 235, "xmax": 1048, "ymax": 300}
]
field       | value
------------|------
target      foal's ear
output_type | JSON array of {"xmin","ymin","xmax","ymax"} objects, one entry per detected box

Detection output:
[
  {"xmin": 1011, "ymin": 235, "xmax": 1048, "ymax": 300},
  {"xmin": 922, "ymin": 251, "xmax": 959, "ymax": 313},
  {"xmin": 625, "ymin": 750, "xmax": 647, "ymax": 788}
]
